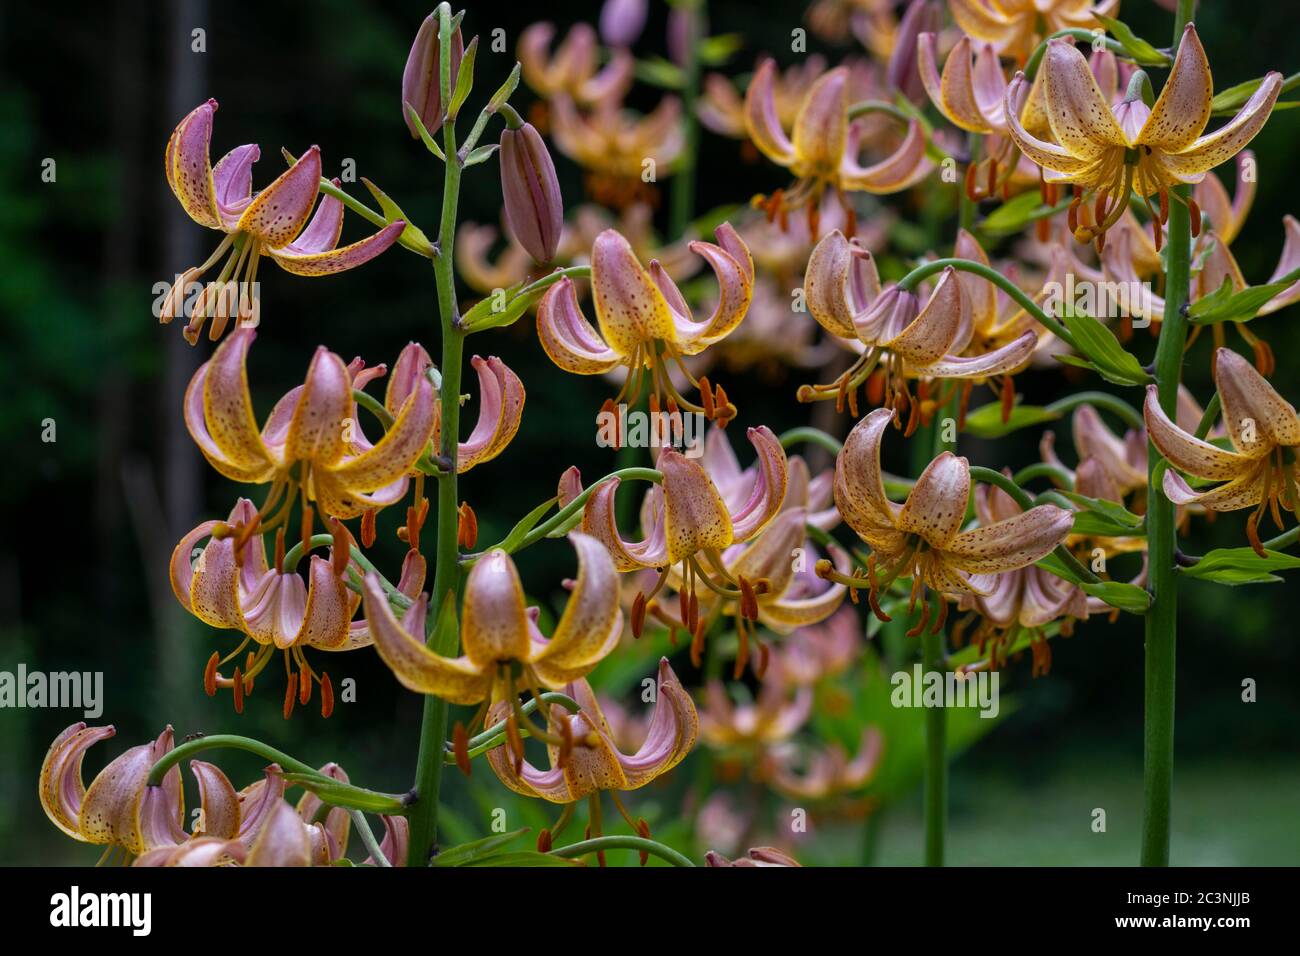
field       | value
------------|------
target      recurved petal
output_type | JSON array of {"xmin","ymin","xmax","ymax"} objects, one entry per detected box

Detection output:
[
  {"xmin": 326, "ymin": 374, "xmax": 436, "ymax": 498},
  {"xmin": 897, "ymin": 452, "xmax": 970, "ymax": 547},
  {"xmin": 920, "ymin": 330, "xmax": 1037, "ymax": 378},
  {"xmin": 1260, "ymin": 214, "xmax": 1300, "ymax": 315},
  {"xmin": 190, "ymin": 760, "xmax": 241, "ymax": 839},
  {"xmin": 297, "ymin": 556, "xmax": 354, "ymax": 650},
  {"xmin": 792, "ymin": 66, "xmax": 849, "ymax": 170},
  {"xmin": 245, "ymin": 799, "xmax": 311, "ymax": 867},
  {"xmin": 79, "ymin": 727, "xmax": 185, "ymax": 854},
  {"xmin": 1042, "ymin": 38, "xmax": 1127, "ymax": 155},
  {"xmin": 536, "ymin": 277, "xmax": 623, "ymax": 374},
  {"xmin": 581, "ymin": 478, "xmax": 670, "ymax": 571},
  {"xmin": 618, "ymin": 658, "xmax": 699, "ymax": 788},
  {"xmin": 1213, "ymin": 347, "xmax": 1300, "ymax": 452},
  {"xmin": 529, "ymin": 532, "xmax": 621, "ymax": 672},
  {"xmin": 805, "ymin": 230, "xmax": 882, "ymax": 339},
  {"xmin": 360, "ymin": 578, "xmax": 491, "ymax": 704},
  {"xmin": 39, "ymin": 723, "xmax": 117, "ymax": 841},
  {"xmin": 669, "ymin": 225, "xmax": 754, "ymax": 349},
  {"xmin": 591, "ymin": 229, "xmax": 675, "ymax": 353},
  {"xmin": 212, "ymin": 143, "xmax": 260, "ymax": 228},
  {"xmin": 1161, "ymin": 467, "xmax": 1266, "ymax": 511},
  {"xmin": 1144, "ymin": 384, "xmax": 1257, "ymax": 479},
  {"xmin": 743, "ymin": 59, "xmax": 798, "ymax": 166},
  {"xmin": 1158, "ymin": 72, "xmax": 1281, "ymax": 181},
  {"xmin": 164, "ymin": 99, "xmax": 222, "ymax": 229},
  {"xmin": 838, "ymin": 117, "xmax": 933, "ymax": 193},
  {"xmin": 881, "ymin": 267, "xmax": 966, "ymax": 365},
  {"xmin": 919, "ymin": 34, "xmax": 992, "ymax": 133},
  {"xmin": 943, "ymin": 504, "xmax": 1074, "ymax": 573},
  {"xmin": 726, "ymin": 426, "xmax": 789, "ymax": 542},
  {"xmin": 385, "ymin": 341, "xmax": 434, "ymax": 414},
  {"xmin": 456, "ymin": 356, "xmax": 525, "ymax": 472},
  {"xmin": 286, "ymin": 346, "xmax": 352, "ymax": 467},
  {"xmin": 659, "ymin": 448, "xmax": 735, "ymax": 559},
  {"xmin": 1004, "ymin": 72, "xmax": 1096, "ymax": 176},
  {"xmin": 1138, "ymin": 23, "xmax": 1213, "ymax": 153},
  {"xmin": 268, "ymin": 219, "xmax": 405, "ymax": 276},
  {"xmin": 235, "ymin": 146, "xmax": 321, "ymax": 247},
  {"xmin": 196, "ymin": 329, "xmax": 277, "ymax": 479},
  {"xmin": 461, "ymin": 551, "xmax": 533, "ymax": 667},
  {"xmin": 833, "ymin": 408, "xmax": 903, "ymax": 540}
]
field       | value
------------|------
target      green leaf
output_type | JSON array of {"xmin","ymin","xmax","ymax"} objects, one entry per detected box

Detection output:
[
  {"xmin": 1069, "ymin": 511, "xmax": 1146, "ymax": 538},
  {"xmin": 1081, "ymin": 580, "xmax": 1151, "ymax": 613},
  {"xmin": 978, "ymin": 191, "xmax": 1065, "ymax": 237},
  {"xmin": 463, "ymin": 144, "xmax": 499, "ymax": 167},
  {"xmin": 962, "ymin": 402, "xmax": 1059, "ymax": 438},
  {"xmin": 404, "ymin": 102, "xmax": 446, "ymax": 160},
  {"xmin": 1058, "ymin": 491, "xmax": 1144, "ymax": 529},
  {"xmin": 280, "ymin": 774, "xmax": 407, "ymax": 814},
  {"xmin": 360, "ymin": 178, "xmax": 436, "ymax": 257},
  {"xmin": 448, "ymin": 36, "xmax": 479, "ymax": 119},
  {"xmin": 1187, "ymin": 267, "xmax": 1300, "ymax": 325},
  {"xmin": 1179, "ymin": 547, "xmax": 1300, "ymax": 585},
  {"xmin": 1058, "ymin": 312, "xmax": 1154, "ymax": 385},
  {"xmin": 432, "ymin": 828, "xmax": 532, "ymax": 866},
  {"xmin": 699, "ymin": 34, "xmax": 744, "ymax": 66},
  {"xmin": 499, "ymin": 497, "xmax": 557, "ymax": 553},
  {"xmin": 635, "ymin": 56, "xmax": 685, "ymax": 90},
  {"xmin": 1211, "ymin": 70, "xmax": 1300, "ymax": 114},
  {"xmin": 1035, "ymin": 551, "xmax": 1082, "ymax": 585},
  {"xmin": 1094, "ymin": 15, "xmax": 1171, "ymax": 67}
]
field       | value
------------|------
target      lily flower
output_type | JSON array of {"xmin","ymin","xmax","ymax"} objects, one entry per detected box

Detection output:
[
  {"xmin": 582, "ymin": 428, "xmax": 787, "ymax": 658},
  {"xmin": 40, "ymin": 724, "xmax": 361, "ymax": 865},
  {"xmin": 776, "ymin": 605, "xmax": 863, "ymax": 686},
  {"xmin": 767, "ymin": 727, "xmax": 884, "ymax": 801},
  {"xmin": 1005, "ymin": 26, "xmax": 1281, "ymax": 247},
  {"xmin": 744, "ymin": 60, "xmax": 934, "ymax": 235},
  {"xmin": 162, "ymin": 100, "xmax": 405, "ymax": 343},
  {"xmin": 798, "ymin": 230, "xmax": 1038, "ymax": 424},
  {"xmin": 549, "ymin": 93, "xmax": 684, "ymax": 208},
  {"xmin": 537, "ymin": 224, "xmax": 754, "ymax": 426},
  {"xmin": 951, "ymin": 0, "xmax": 1118, "ymax": 60},
  {"xmin": 699, "ymin": 676, "xmax": 813, "ymax": 751},
  {"xmin": 518, "ymin": 21, "xmax": 633, "ymax": 108},
  {"xmin": 1144, "ymin": 348, "xmax": 1300, "ymax": 554},
  {"xmin": 485, "ymin": 658, "xmax": 698, "ymax": 804},
  {"xmin": 705, "ymin": 846, "xmax": 802, "ymax": 866},
  {"xmin": 700, "ymin": 55, "xmax": 842, "ymax": 141},
  {"xmin": 185, "ymin": 329, "xmax": 436, "ymax": 522},
  {"xmin": 831, "ymin": 407, "xmax": 1074, "ymax": 628},
  {"xmin": 361, "ymin": 532, "xmax": 622, "ymax": 709}
]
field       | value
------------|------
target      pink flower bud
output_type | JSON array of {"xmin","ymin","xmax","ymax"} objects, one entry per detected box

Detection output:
[
  {"xmin": 499, "ymin": 123, "xmax": 564, "ymax": 263},
  {"xmin": 887, "ymin": 0, "xmax": 939, "ymax": 104},
  {"xmin": 402, "ymin": 14, "xmax": 464, "ymax": 138},
  {"xmin": 600, "ymin": 0, "xmax": 647, "ymax": 48}
]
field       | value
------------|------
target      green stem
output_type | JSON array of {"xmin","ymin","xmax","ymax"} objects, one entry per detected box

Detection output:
[
  {"xmin": 777, "ymin": 425, "xmax": 843, "ymax": 456},
  {"xmin": 408, "ymin": 5, "xmax": 468, "ymax": 867},
  {"xmin": 895, "ymin": 257, "xmax": 1078, "ymax": 350},
  {"xmin": 147, "ymin": 734, "xmax": 325, "ymax": 785},
  {"xmin": 549, "ymin": 835, "xmax": 696, "ymax": 867},
  {"xmin": 1140, "ymin": 0, "xmax": 1195, "ymax": 869},
  {"xmin": 350, "ymin": 810, "xmax": 393, "ymax": 867},
  {"xmin": 668, "ymin": 0, "xmax": 704, "ymax": 240},
  {"xmin": 1045, "ymin": 391, "xmax": 1145, "ymax": 432},
  {"xmin": 444, "ymin": 692, "xmax": 580, "ymax": 762}
]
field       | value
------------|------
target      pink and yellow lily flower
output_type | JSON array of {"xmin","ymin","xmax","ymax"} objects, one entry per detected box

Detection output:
[
  {"xmin": 550, "ymin": 93, "xmax": 684, "ymax": 208},
  {"xmin": 699, "ymin": 676, "xmax": 813, "ymax": 751},
  {"xmin": 360, "ymin": 532, "xmax": 622, "ymax": 708},
  {"xmin": 831, "ymin": 407, "xmax": 1074, "ymax": 628},
  {"xmin": 767, "ymin": 726, "xmax": 884, "ymax": 802},
  {"xmin": 162, "ymin": 99, "xmax": 405, "ymax": 343},
  {"xmin": 1005, "ymin": 26, "xmax": 1281, "ymax": 247},
  {"xmin": 518, "ymin": 21, "xmax": 634, "ymax": 108},
  {"xmin": 537, "ymin": 225, "xmax": 754, "ymax": 426},
  {"xmin": 744, "ymin": 60, "xmax": 935, "ymax": 235},
  {"xmin": 1145, "ymin": 348, "xmax": 1300, "ymax": 554}
]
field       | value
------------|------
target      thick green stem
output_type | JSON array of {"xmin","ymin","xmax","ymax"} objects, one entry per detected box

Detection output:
[
  {"xmin": 1141, "ymin": 0, "xmax": 1195, "ymax": 869},
  {"xmin": 408, "ymin": 10, "xmax": 467, "ymax": 865},
  {"xmin": 550, "ymin": 835, "xmax": 695, "ymax": 867},
  {"xmin": 668, "ymin": 0, "xmax": 704, "ymax": 240}
]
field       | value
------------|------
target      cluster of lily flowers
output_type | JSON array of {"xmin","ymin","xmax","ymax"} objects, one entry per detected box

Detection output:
[{"xmin": 41, "ymin": 0, "xmax": 1298, "ymax": 867}]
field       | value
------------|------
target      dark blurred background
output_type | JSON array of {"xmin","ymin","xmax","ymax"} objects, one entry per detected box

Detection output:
[{"xmin": 2, "ymin": 0, "xmax": 1297, "ymax": 865}]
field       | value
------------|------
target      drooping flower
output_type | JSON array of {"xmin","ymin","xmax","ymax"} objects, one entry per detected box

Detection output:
[
  {"xmin": 699, "ymin": 56, "xmax": 838, "ymax": 140},
  {"xmin": 518, "ymin": 21, "xmax": 633, "ymax": 107},
  {"xmin": 699, "ymin": 676, "xmax": 813, "ymax": 751},
  {"xmin": 161, "ymin": 100, "xmax": 405, "ymax": 343},
  {"xmin": 1005, "ymin": 26, "xmax": 1281, "ymax": 247},
  {"xmin": 1144, "ymin": 348, "xmax": 1300, "ymax": 554},
  {"xmin": 951, "ymin": 0, "xmax": 1118, "ymax": 60},
  {"xmin": 831, "ymin": 407, "xmax": 1074, "ymax": 628},
  {"xmin": 537, "ymin": 225, "xmax": 754, "ymax": 426},
  {"xmin": 797, "ymin": 230, "xmax": 1038, "ymax": 423},
  {"xmin": 767, "ymin": 727, "xmax": 884, "ymax": 802},
  {"xmin": 485, "ymin": 658, "xmax": 698, "ymax": 803},
  {"xmin": 776, "ymin": 605, "xmax": 863, "ymax": 686},
  {"xmin": 361, "ymin": 532, "xmax": 622, "ymax": 707},
  {"xmin": 744, "ymin": 60, "xmax": 934, "ymax": 234},
  {"xmin": 549, "ymin": 93, "xmax": 684, "ymax": 208},
  {"xmin": 582, "ymin": 428, "xmax": 788, "ymax": 658}
]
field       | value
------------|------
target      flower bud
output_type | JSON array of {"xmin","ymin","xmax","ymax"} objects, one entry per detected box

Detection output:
[
  {"xmin": 499, "ymin": 122, "xmax": 564, "ymax": 263},
  {"xmin": 600, "ymin": 0, "xmax": 647, "ymax": 48},
  {"xmin": 402, "ymin": 14, "xmax": 465, "ymax": 138},
  {"xmin": 887, "ymin": 0, "xmax": 939, "ymax": 104}
]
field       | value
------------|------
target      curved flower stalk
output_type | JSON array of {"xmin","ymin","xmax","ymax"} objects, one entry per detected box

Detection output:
[
  {"xmin": 767, "ymin": 727, "xmax": 884, "ymax": 802},
  {"xmin": 744, "ymin": 60, "xmax": 935, "ymax": 235},
  {"xmin": 704, "ymin": 846, "xmax": 802, "ymax": 867},
  {"xmin": 1005, "ymin": 26, "xmax": 1281, "ymax": 248},
  {"xmin": 550, "ymin": 93, "xmax": 684, "ymax": 208},
  {"xmin": 518, "ymin": 21, "xmax": 633, "ymax": 108},
  {"xmin": 830, "ymin": 408, "xmax": 1074, "ymax": 629},
  {"xmin": 951, "ymin": 0, "xmax": 1118, "ymax": 60},
  {"xmin": 797, "ymin": 230, "xmax": 1038, "ymax": 423},
  {"xmin": 1144, "ymin": 348, "xmax": 1300, "ymax": 554},
  {"xmin": 40, "ymin": 724, "xmax": 379, "ymax": 865},
  {"xmin": 485, "ymin": 658, "xmax": 697, "ymax": 804},
  {"xmin": 185, "ymin": 329, "xmax": 436, "ymax": 521},
  {"xmin": 161, "ymin": 100, "xmax": 405, "ymax": 343},
  {"xmin": 537, "ymin": 224, "xmax": 754, "ymax": 427},
  {"xmin": 361, "ymin": 532, "xmax": 621, "ymax": 710},
  {"xmin": 582, "ymin": 428, "xmax": 787, "ymax": 659}
]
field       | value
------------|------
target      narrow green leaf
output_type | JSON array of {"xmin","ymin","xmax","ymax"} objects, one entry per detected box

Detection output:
[
  {"xmin": 361, "ymin": 178, "xmax": 436, "ymax": 257},
  {"xmin": 404, "ymin": 102, "xmax": 446, "ymax": 160},
  {"xmin": 1094, "ymin": 15, "xmax": 1171, "ymax": 67},
  {"xmin": 499, "ymin": 497, "xmax": 557, "ymax": 553},
  {"xmin": 1058, "ymin": 312, "xmax": 1153, "ymax": 385},
  {"xmin": 1081, "ymin": 580, "xmax": 1151, "ymax": 613},
  {"xmin": 962, "ymin": 402, "xmax": 1059, "ymax": 438},
  {"xmin": 448, "ymin": 35, "xmax": 479, "ymax": 119},
  {"xmin": 1180, "ymin": 547, "xmax": 1300, "ymax": 585},
  {"xmin": 431, "ymin": 828, "xmax": 531, "ymax": 866},
  {"xmin": 1188, "ymin": 267, "xmax": 1300, "ymax": 325}
]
